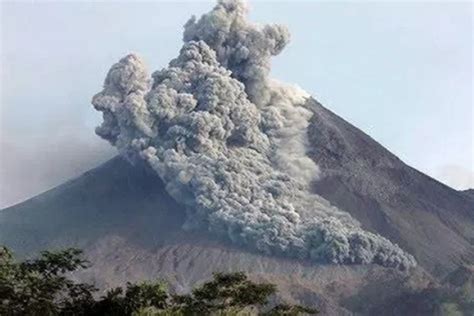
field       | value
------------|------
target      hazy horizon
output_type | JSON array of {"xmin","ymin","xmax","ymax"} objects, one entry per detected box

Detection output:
[{"xmin": 1, "ymin": 0, "xmax": 473, "ymax": 208}]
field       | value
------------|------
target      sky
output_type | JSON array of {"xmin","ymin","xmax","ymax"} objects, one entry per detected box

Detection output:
[{"xmin": 0, "ymin": 0, "xmax": 472, "ymax": 208}]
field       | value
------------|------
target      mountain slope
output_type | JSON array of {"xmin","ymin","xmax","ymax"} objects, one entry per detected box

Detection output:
[
  {"xmin": 0, "ymin": 157, "xmax": 185, "ymax": 255},
  {"xmin": 305, "ymin": 98, "xmax": 474, "ymax": 276},
  {"xmin": 0, "ymin": 157, "xmax": 431, "ymax": 315},
  {"xmin": 1, "ymin": 98, "xmax": 472, "ymax": 314},
  {"xmin": 463, "ymin": 189, "xmax": 474, "ymax": 199}
]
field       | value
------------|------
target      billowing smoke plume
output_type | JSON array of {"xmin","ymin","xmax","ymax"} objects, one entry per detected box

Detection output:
[{"xmin": 92, "ymin": 0, "xmax": 416, "ymax": 269}]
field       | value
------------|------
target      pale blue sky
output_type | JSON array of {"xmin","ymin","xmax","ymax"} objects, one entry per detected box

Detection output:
[{"xmin": 1, "ymin": 1, "xmax": 472, "ymax": 207}]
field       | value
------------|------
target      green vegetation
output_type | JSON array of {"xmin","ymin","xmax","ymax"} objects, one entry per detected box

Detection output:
[{"xmin": 0, "ymin": 246, "xmax": 317, "ymax": 315}]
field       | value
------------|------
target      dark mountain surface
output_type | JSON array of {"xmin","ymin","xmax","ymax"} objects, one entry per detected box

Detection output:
[
  {"xmin": 1, "ymin": 98, "xmax": 472, "ymax": 314},
  {"xmin": 445, "ymin": 264, "xmax": 474, "ymax": 291},
  {"xmin": 305, "ymin": 99, "xmax": 474, "ymax": 277},
  {"xmin": 463, "ymin": 189, "xmax": 474, "ymax": 199}
]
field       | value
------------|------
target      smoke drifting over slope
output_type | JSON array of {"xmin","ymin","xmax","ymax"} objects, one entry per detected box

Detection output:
[{"xmin": 92, "ymin": 0, "xmax": 416, "ymax": 269}]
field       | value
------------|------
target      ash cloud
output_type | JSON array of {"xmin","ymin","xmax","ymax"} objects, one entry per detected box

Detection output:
[{"xmin": 92, "ymin": 0, "xmax": 416, "ymax": 269}]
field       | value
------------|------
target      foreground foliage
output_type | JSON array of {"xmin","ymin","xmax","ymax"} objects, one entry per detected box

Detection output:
[{"xmin": 0, "ymin": 247, "xmax": 317, "ymax": 315}]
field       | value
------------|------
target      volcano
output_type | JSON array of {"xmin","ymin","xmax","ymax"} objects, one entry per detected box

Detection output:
[
  {"xmin": 1, "ymin": 0, "xmax": 473, "ymax": 314},
  {"xmin": 1, "ymin": 98, "xmax": 472, "ymax": 314}
]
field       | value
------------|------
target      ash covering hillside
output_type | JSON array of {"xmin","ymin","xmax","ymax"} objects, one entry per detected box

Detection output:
[
  {"xmin": 91, "ymin": 0, "xmax": 414, "ymax": 269},
  {"xmin": 1, "ymin": 0, "xmax": 473, "ymax": 314}
]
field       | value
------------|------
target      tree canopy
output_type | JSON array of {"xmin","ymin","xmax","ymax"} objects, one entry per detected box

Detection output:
[{"xmin": 0, "ymin": 246, "xmax": 318, "ymax": 315}]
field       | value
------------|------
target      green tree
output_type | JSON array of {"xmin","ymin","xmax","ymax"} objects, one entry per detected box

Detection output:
[
  {"xmin": 85, "ymin": 281, "xmax": 169, "ymax": 316},
  {"xmin": 0, "ymin": 246, "xmax": 94, "ymax": 316},
  {"xmin": 171, "ymin": 272, "xmax": 277, "ymax": 314},
  {"xmin": 0, "ymin": 246, "xmax": 318, "ymax": 315}
]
